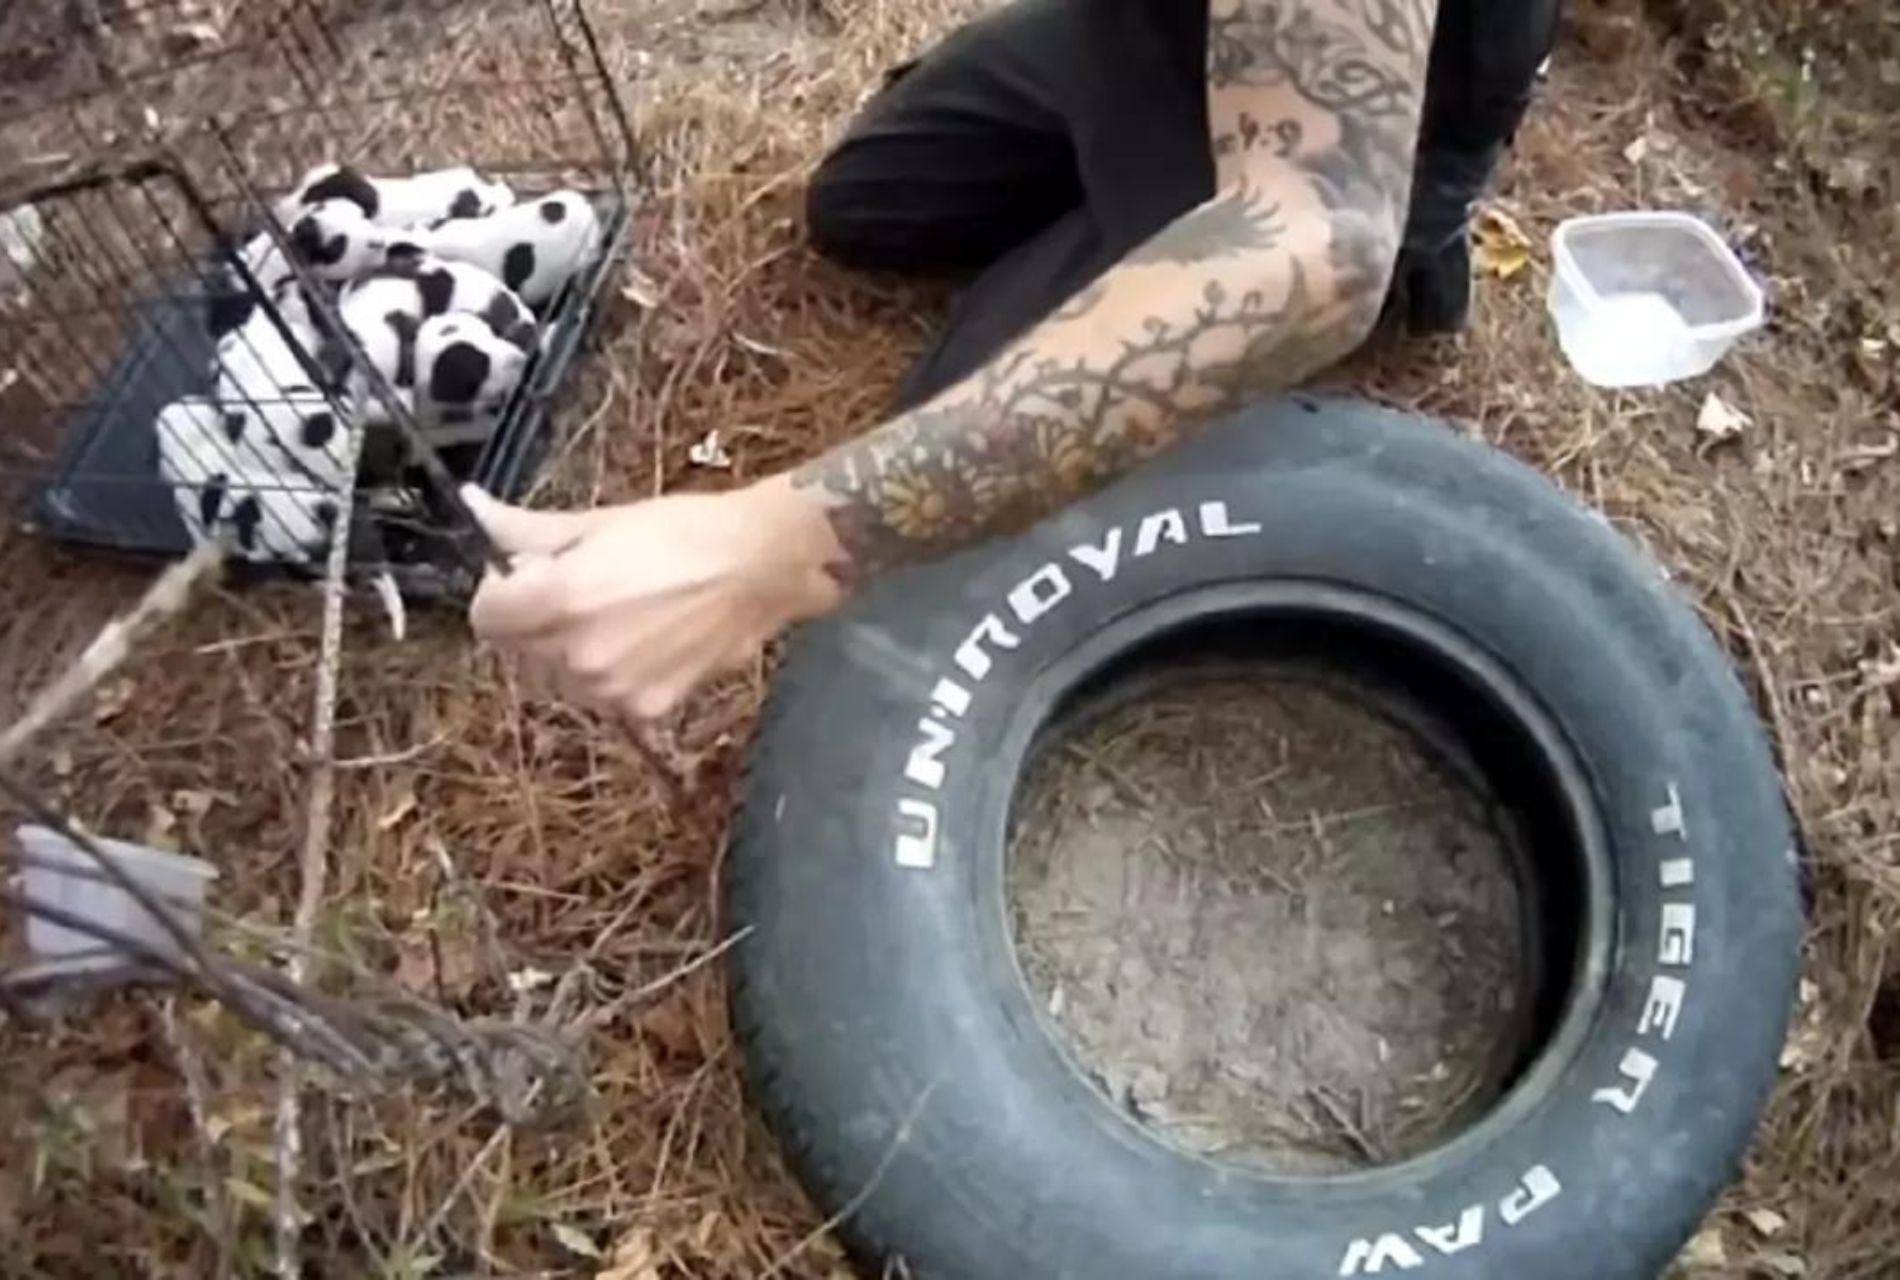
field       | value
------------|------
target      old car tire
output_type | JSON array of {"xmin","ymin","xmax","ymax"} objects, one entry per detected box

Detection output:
[{"xmin": 726, "ymin": 396, "xmax": 1801, "ymax": 1279}]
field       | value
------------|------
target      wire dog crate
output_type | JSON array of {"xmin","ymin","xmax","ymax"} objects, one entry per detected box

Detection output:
[{"xmin": 0, "ymin": 0, "xmax": 638, "ymax": 598}]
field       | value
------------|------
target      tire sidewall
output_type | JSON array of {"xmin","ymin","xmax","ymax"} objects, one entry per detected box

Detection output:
[{"xmin": 729, "ymin": 398, "xmax": 1800, "ymax": 1280}]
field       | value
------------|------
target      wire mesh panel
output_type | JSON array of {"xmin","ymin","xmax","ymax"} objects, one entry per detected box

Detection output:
[{"xmin": 0, "ymin": 0, "xmax": 638, "ymax": 596}]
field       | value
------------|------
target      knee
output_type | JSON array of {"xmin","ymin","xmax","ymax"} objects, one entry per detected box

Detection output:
[
  {"xmin": 805, "ymin": 157, "xmax": 870, "ymax": 267},
  {"xmin": 805, "ymin": 156, "xmax": 946, "ymax": 273}
]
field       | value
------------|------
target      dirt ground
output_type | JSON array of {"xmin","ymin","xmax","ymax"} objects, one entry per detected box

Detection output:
[
  {"xmin": 1010, "ymin": 666, "xmax": 1529, "ymax": 1176},
  {"xmin": 0, "ymin": 0, "xmax": 1897, "ymax": 1277}
]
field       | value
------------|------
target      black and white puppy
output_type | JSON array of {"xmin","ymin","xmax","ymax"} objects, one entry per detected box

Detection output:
[
  {"xmin": 215, "ymin": 308, "xmax": 326, "ymax": 407},
  {"xmin": 374, "ymin": 252, "xmax": 538, "ymax": 351},
  {"xmin": 412, "ymin": 190, "xmax": 600, "ymax": 308},
  {"xmin": 412, "ymin": 313, "xmax": 529, "ymax": 446},
  {"xmin": 279, "ymin": 162, "xmax": 515, "ymax": 230},
  {"xmin": 207, "ymin": 201, "xmax": 383, "ymax": 338},
  {"xmin": 250, "ymin": 387, "xmax": 355, "ymax": 488},
  {"xmin": 156, "ymin": 396, "xmax": 344, "ymax": 564},
  {"xmin": 334, "ymin": 274, "xmax": 426, "ymax": 416}
]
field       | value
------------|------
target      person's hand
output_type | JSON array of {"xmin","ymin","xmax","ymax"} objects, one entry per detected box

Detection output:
[{"xmin": 464, "ymin": 478, "xmax": 847, "ymax": 720}]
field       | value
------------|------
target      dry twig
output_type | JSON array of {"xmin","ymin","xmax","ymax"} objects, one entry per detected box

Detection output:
[
  {"xmin": 0, "ymin": 541, "xmax": 222, "ymax": 768},
  {"xmin": 273, "ymin": 424, "xmax": 363, "ymax": 1280}
]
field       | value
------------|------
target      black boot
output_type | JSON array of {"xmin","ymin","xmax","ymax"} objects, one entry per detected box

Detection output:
[
  {"xmin": 1389, "ymin": 236, "xmax": 1474, "ymax": 336},
  {"xmin": 1385, "ymin": 0, "xmax": 1564, "ymax": 336},
  {"xmin": 1388, "ymin": 143, "xmax": 1508, "ymax": 336}
]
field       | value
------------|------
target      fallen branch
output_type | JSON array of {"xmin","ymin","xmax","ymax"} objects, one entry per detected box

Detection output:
[
  {"xmin": 0, "ymin": 540, "xmax": 222, "ymax": 768},
  {"xmin": 274, "ymin": 426, "xmax": 362, "ymax": 1280}
]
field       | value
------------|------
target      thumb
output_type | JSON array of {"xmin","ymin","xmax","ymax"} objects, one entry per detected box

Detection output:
[{"xmin": 461, "ymin": 485, "xmax": 599, "ymax": 558}]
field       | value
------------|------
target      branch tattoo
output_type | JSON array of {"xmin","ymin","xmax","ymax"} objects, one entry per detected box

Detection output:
[{"xmin": 793, "ymin": 0, "xmax": 1438, "ymax": 578}]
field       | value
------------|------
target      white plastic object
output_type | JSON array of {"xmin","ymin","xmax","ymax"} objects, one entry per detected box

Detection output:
[
  {"xmin": 13, "ymin": 824, "xmax": 217, "ymax": 973},
  {"xmin": 1547, "ymin": 212, "xmax": 1765, "ymax": 388}
]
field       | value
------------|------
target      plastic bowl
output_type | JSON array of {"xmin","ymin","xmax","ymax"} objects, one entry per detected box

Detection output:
[
  {"xmin": 1548, "ymin": 212, "xmax": 1765, "ymax": 388},
  {"xmin": 13, "ymin": 823, "xmax": 217, "ymax": 972}
]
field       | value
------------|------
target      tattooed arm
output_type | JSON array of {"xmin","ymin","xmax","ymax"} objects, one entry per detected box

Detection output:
[
  {"xmin": 784, "ymin": 0, "xmax": 1441, "ymax": 578},
  {"xmin": 466, "ymin": 0, "xmax": 1441, "ymax": 719}
]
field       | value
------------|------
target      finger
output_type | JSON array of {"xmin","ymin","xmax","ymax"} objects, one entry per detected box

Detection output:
[
  {"xmin": 460, "ymin": 485, "xmax": 601, "ymax": 558},
  {"xmin": 622, "ymin": 644, "xmax": 732, "ymax": 721},
  {"xmin": 522, "ymin": 647, "xmax": 612, "ymax": 716},
  {"xmin": 468, "ymin": 553, "xmax": 574, "ymax": 641}
]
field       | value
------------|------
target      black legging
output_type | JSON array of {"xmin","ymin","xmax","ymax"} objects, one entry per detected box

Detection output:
[{"xmin": 807, "ymin": 0, "xmax": 1563, "ymax": 409}]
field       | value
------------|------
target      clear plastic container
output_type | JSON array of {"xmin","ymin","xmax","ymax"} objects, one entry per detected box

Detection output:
[
  {"xmin": 1548, "ymin": 212, "xmax": 1765, "ymax": 388},
  {"xmin": 13, "ymin": 823, "xmax": 217, "ymax": 972}
]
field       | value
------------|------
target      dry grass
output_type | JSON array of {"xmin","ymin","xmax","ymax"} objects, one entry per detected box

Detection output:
[{"xmin": 0, "ymin": 0, "xmax": 1897, "ymax": 1276}]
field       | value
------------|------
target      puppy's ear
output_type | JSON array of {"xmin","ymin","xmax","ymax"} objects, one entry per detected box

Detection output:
[
  {"xmin": 302, "ymin": 164, "xmax": 380, "ymax": 220},
  {"xmin": 384, "ymin": 241, "xmax": 427, "ymax": 274},
  {"xmin": 290, "ymin": 212, "xmax": 347, "ymax": 267}
]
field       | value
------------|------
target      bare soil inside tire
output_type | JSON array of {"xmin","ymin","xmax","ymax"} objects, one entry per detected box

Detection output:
[{"xmin": 1007, "ymin": 663, "xmax": 1536, "ymax": 1176}]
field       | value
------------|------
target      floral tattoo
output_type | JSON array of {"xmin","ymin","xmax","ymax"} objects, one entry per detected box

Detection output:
[{"xmin": 794, "ymin": 0, "xmax": 1439, "ymax": 579}]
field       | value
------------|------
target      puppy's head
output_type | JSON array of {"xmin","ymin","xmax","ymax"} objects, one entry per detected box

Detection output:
[
  {"xmin": 418, "ymin": 314, "xmax": 526, "ymax": 413},
  {"xmin": 289, "ymin": 200, "xmax": 383, "ymax": 280}
]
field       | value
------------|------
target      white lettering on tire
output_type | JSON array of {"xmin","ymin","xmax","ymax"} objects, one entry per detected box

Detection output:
[
  {"xmin": 1008, "ymin": 563, "xmax": 1073, "ymax": 625},
  {"xmin": 1133, "ymin": 508, "xmax": 1188, "ymax": 557},
  {"xmin": 1069, "ymin": 528, "xmax": 1123, "ymax": 582},
  {"xmin": 1415, "ymin": 1206, "xmax": 1483, "ymax": 1255},
  {"xmin": 904, "ymin": 715, "xmax": 956, "ymax": 790},
  {"xmin": 1650, "ymin": 782, "xmax": 1687, "ymax": 840},
  {"xmin": 954, "ymin": 613, "xmax": 1021, "ymax": 682},
  {"xmin": 1590, "ymin": 779, "xmax": 1699, "ymax": 1119},
  {"xmin": 888, "ymin": 503, "xmax": 1260, "ymax": 873},
  {"xmin": 1638, "ymin": 975, "xmax": 1687, "ymax": 1040},
  {"xmin": 1591, "ymin": 1046, "xmax": 1660, "ymax": 1115},
  {"xmin": 893, "ymin": 798, "xmax": 938, "ymax": 870},
  {"xmin": 1200, "ymin": 500, "xmax": 1262, "ymax": 537},
  {"xmin": 1339, "ymin": 1234, "xmax": 1425, "ymax": 1275},
  {"xmin": 1660, "ymin": 903, "xmax": 1696, "ymax": 966},
  {"xmin": 1337, "ymin": 1167, "xmax": 1560, "ymax": 1275}
]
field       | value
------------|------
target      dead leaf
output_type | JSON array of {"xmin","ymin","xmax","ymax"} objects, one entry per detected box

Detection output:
[
  {"xmin": 1695, "ymin": 392, "xmax": 1751, "ymax": 442},
  {"xmin": 1747, "ymin": 1207, "xmax": 1789, "ymax": 1239},
  {"xmin": 1761, "ymin": 1252, "xmax": 1808, "ymax": 1277},
  {"xmin": 51, "ymin": 747, "xmax": 74, "ymax": 778},
  {"xmin": 1826, "ymin": 155, "xmax": 1876, "ymax": 198},
  {"xmin": 144, "ymin": 802, "xmax": 179, "ymax": 849},
  {"xmin": 377, "ymin": 780, "xmax": 418, "ymax": 832},
  {"xmin": 170, "ymin": 789, "xmax": 218, "ymax": 819},
  {"xmin": 551, "ymin": 1221, "xmax": 603, "ymax": 1260},
  {"xmin": 1840, "ymin": 436, "xmax": 1899, "ymax": 475},
  {"xmin": 225, "ymin": 1176, "xmax": 276, "ymax": 1213},
  {"xmin": 93, "ymin": 678, "xmax": 135, "ymax": 725},
  {"xmin": 507, "ymin": 965, "xmax": 556, "ymax": 994},
  {"xmin": 1472, "ymin": 207, "xmax": 1532, "ymax": 280},
  {"xmin": 1779, "ymin": 1021, "xmax": 1826, "ymax": 1071},
  {"xmin": 395, "ymin": 929, "xmax": 481, "ymax": 999},
  {"xmin": 619, "ymin": 265, "xmax": 660, "ymax": 310},
  {"xmin": 640, "ymin": 995, "xmax": 701, "ymax": 1059},
  {"xmin": 732, "ymin": 332, "xmax": 788, "ymax": 359},
  {"xmin": 158, "ymin": 22, "xmax": 221, "ymax": 62},
  {"xmin": 598, "ymin": 1228, "xmax": 657, "ymax": 1280},
  {"xmin": 1623, "ymin": 134, "xmax": 1651, "ymax": 165},
  {"xmin": 1680, "ymin": 1226, "xmax": 1728, "ymax": 1268},
  {"xmin": 688, "ymin": 429, "xmax": 733, "ymax": 469},
  {"xmin": 393, "ymin": 937, "xmax": 433, "ymax": 994},
  {"xmin": 1858, "ymin": 644, "xmax": 1900, "ymax": 688}
]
